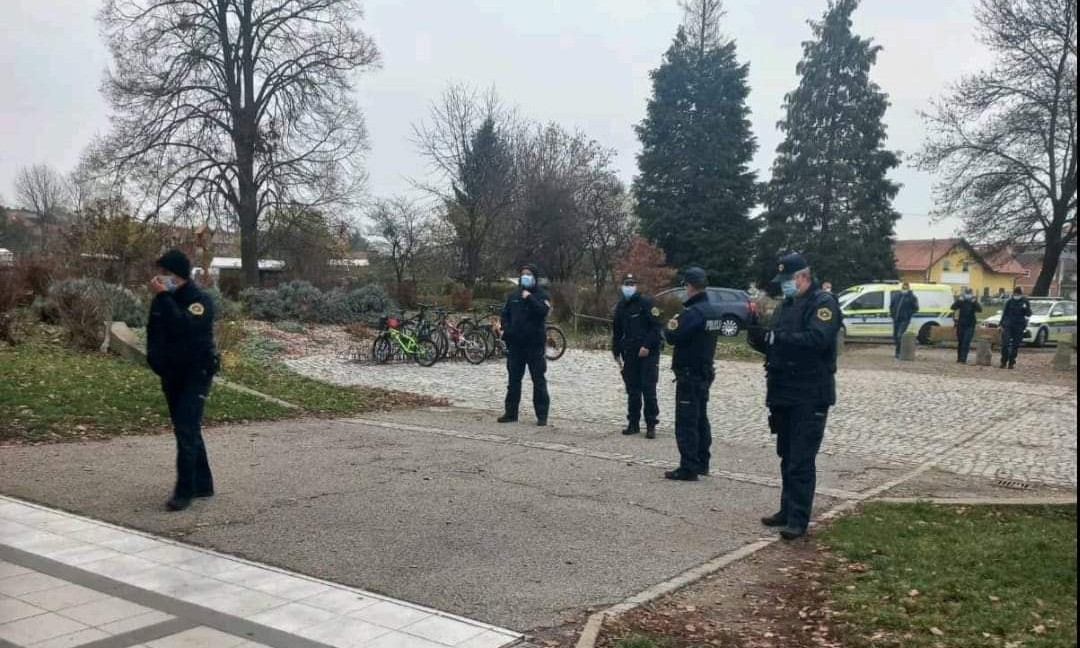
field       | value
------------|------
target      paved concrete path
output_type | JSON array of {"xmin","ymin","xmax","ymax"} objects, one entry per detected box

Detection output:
[
  {"xmin": 1, "ymin": 496, "xmax": 519, "ymax": 648},
  {"xmin": 1, "ymin": 410, "xmax": 900, "ymax": 632}
]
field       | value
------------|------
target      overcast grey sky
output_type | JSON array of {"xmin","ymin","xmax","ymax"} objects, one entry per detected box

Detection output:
[{"xmin": 0, "ymin": 0, "xmax": 994, "ymax": 239}]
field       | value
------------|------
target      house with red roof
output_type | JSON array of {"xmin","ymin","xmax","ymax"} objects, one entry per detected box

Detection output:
[{"xmin": 893, "ymin": 238, "xmax": 1026, "ymax": 300}]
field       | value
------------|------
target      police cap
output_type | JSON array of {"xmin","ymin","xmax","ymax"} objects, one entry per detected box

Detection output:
[
  {"xmin": 682, "ymin": 266, "xmax": 708, "ymax": 286},
  {"xmin": 621, "ymin": 273, "xmax": 639, "ymax": 285},
  {"xmin": 772, "ymin": 252, "xmax": 809, "ymax": 284}
]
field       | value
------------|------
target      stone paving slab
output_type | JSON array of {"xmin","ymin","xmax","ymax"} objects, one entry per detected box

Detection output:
[
  {"xmin": 0, "ymin": 497, "xmax": 520, "ymax": 648},
  {"xmin": 287, "ymin": 350, "xmax": 1078, "ymax": 486}
]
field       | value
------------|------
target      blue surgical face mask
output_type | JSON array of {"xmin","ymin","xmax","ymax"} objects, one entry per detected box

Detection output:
[
  {"xmin": 158, "ymin": 275, "xmax": 178, "ymax": 292},
  {"xmin": 621, "ymin": 285, "xmax": 637, "ymax": 299},
  {"xmin": 520, "ymin": 274, "xmax": 535, "ymax": 289},
  {"xmin": 780, "ymin": 280, "xmax": 798, "ymax": 298}
]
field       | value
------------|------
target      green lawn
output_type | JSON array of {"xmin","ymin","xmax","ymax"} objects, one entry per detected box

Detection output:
[
  {"xmin": 0, "ymin": 343, "xmax": 289, "ymax": 442},
  {"xmin": 223, "ymin": 358, "xmax": 443, "ymax": 415},
  {"xmin": 821, "ymin": 502, "xmax": 1077, "ymax": 648},
  {"xmin": 1, "ymin": 339, "xmax": 443, "ymax": 443}
]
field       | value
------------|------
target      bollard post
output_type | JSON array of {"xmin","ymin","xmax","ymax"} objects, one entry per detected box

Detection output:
[
  {"xmin": 976, "ymin": 337, "xmax": 992, "ymax": 366},
  {"xmin": 899, "ymin": 332, "xmax": 916, "ymax": 361},
  {"xmin": 835, "ymin": 328, "xmax": 845, "ymax": 356},
  {"xmin": 1053, "ymin": 335, "xmax": 1073, "ymax": 371}
]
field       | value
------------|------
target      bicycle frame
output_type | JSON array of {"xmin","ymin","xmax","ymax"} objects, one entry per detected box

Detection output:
[{"xmin": 385, "ymin": 326, "xmax": 421, "ymax": 356}]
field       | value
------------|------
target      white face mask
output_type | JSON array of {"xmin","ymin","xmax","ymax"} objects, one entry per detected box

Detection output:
[
  {"xmin": 156, "ymin": 275, "xmax": 178, "ymax": 292},
  {"xmin": 621, "ymin": 285, "xmax": 637, "ymax": 299}
]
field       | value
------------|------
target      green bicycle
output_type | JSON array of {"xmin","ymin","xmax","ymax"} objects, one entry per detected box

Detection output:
[{"xmin": 372, "ymin": 316, "xmax": 438, "ymax": 367}]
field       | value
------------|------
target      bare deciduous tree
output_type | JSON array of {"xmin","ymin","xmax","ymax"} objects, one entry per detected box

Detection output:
[
  {"xmin": 368, "ymin": 197, "xmax": 430, "ymax": 286},
  {"xmin": 413, "ymin": 84, "xmax": 518, "ymax": 286},
  {"xmin": 918, "ymin": 0, "xmax": 1077, "ymax": 295},
  {"xmin": 95, "ymin": 0, "xmax": 380, "ymax": 285},
  {"xmin": 14, "ymin": 163, "xmax": 71, "ymax": 250}
]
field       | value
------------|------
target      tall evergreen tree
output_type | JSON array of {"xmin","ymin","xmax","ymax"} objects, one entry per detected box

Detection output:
[
  {"xmin": 633, "ymin": 0, "xmax": 758, "ymax": 289},
  {"xmin": 755, "ymin": 0, "xmax": 900, "ymax": 290}
]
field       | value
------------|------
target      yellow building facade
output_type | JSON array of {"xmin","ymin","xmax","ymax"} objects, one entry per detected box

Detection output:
[{"xmin": 895, "ymin": 239, "xmax": 1024, "ymax": 299}]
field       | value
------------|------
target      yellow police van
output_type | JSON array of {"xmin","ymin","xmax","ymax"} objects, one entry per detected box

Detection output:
[
  {"xmin": 982, "ymin": 298, "xmax": 1077, "ymax": 347},
  {"xmin": 835, "ymin": 282, "xmax": 956, "ymax": 344}
]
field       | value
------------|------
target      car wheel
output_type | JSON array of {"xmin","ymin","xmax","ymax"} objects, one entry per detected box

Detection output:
[
  {"xmin": 1034, "ymin": 327, "xmax": 1048, "ymax": 347},
  {"xmin": 917, "ymin": 323, "xmax": 937, "ymax": 345},
  {"xmin": 719, "ymin": 316, "xmax": 741, "ymax": 337}
]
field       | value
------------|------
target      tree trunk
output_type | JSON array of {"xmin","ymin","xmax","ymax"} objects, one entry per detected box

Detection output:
[{"xmin": 1033, "ymin": 238, "xmax": 1065, "ymax": 297}]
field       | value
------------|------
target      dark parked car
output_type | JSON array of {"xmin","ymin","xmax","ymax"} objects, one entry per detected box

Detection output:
[{"xmin": 654, "ymin": 287, "xmax": 760, "ymax": 337}]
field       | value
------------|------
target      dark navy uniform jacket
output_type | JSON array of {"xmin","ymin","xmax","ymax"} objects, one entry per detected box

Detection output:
[
  {"xmin": 612, "ymin": 293, "xmax": 663, "ymax": 358},
  {"xmin": 1000, "ymin": 296, "xmax": 1032, "ymax": 329},
  {"xmin": 500, "ymin": 287, "xmax": 550, "ymax": 350},
  {"xmin": 752, "ymin": 287, "xmax": 841, "ymax": 408},
  {"xmin": 146, "ymin": 282, "xmax": 217, "ymax": 378},
  {"xmin": 663, "ymin": 292, "xmax": 722, "ymax": 377},
  {"xmin": 950, "ymin": 298, "xmax": 983, "ymax": 328}
]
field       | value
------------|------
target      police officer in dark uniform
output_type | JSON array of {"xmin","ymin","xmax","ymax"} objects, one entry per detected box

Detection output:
[
  {"xmin": 662, "ymin": 267, "xmax": 723, "ymax": 481},
  {"xmin": 999, "ymin": 286, "xmax": 1032, "ymax": 369},
  {"xmin": 612, "ymin": 274, "xmax": 664, "ymax": 438},
  {"xmin": 498, "ymin": 263, "xmax": 551, "ymax": 426},
  {"xmin": 748, "ymin": 253, "xmax": 841, "ymax": 540},
  {"xmin": 950, "ymin": 288, "xmax": 982, "ymax": 364},
  {"xmin": 147, "ymin": 250, "xmax": 219, "ymax": 512}
]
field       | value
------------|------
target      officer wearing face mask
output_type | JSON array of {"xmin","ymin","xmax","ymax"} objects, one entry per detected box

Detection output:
[
  {"xmin": 747, "ymin": 253, "xmax": 841, "ymax": 540},
  {"xmin": 498, "ymin": 263, "xmax": 551, "ymax": 426},
  {"xmin": 950, "ymin": 288, "xmax": 982, "ymax": 364},
  {"xmin": 999, "ymin": 286, "xmax": 1032, "ymax": 369},
  {"xmin": 146, "ymin": 249, "xmax": 219, "ymax": 512},
  {"xmin": 612, "ymin": 274, "xmax": 664, "ymax": 438}
]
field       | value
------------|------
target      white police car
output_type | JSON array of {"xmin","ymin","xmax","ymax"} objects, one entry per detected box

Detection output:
[{"xmin": 982, "ymin": 298, "xmax": 1077, "ymax": 347}]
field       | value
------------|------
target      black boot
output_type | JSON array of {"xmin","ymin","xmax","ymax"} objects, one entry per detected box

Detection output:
[
  {"xmin": 663, "ymin": 468, "xmax": 698, "ymax": 481},
  {"xmin": 537, "ymin": 418, "xmax": 548, "ymax": 427},
  {"xmin": 166, "ymin": 496, "xmax": 191, "ymax": 512},
  {"xmin": 761, "ymin": 511, "xmax": 787, "ymax": 527},
  {"xmin": 621, "ymin": 424, "xmax": 640, "ymax": 436},
  {"xmin": 645, "ymin": 424, "xmax": 657, "ymax": 439},
  {"xmin": 780, "ymin": 525, "xmax": 807, "ymax": 541},
  {"xmin": 497, "ymin": 414, "xmax": 518, "ymax": 423}
]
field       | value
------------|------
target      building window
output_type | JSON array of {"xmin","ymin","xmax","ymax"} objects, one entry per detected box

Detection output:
[
  {"xmin": 961, "ymin": 261, "xmax": 971, "ymax": 272},
  {"xmin": 943, "ymin": 260, "xmax": 952, "ymax": 271}
]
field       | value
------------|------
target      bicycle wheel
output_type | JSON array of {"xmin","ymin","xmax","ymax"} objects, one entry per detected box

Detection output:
[
  {"xmin": 371, "ymin": 334, "xmax": 393, "ymax": 364},
  {"xmin": 478, "ymin": 325, "xmax": 500, "ymax": 359},
  {"xmin": 431, "ymin": 327, "xmax": 450, "ymax": 360},
  {"xmin": 462, "ymin": 331, "xmax": 488, "ymax": 365},
  {"xmin": 456, "ymin": 318, "xmax": 476, "ymax": 337},
  {"xmin": 414, "ymin": 337, "xmax": 439, "ymax": 367},
  {"xmin": 545, "ymin": 325, "xmax": 567, "ymax": 361}
]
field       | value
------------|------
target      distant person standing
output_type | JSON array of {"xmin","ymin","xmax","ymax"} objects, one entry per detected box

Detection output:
[
  {"xmin": 498, "ymin": 263, "xmax": 551, "ymax": 425},
  {"xmin": 999, "ymin": 287, "xmax": 1032, "ymax": 369},
  {"xmin": 146, "ymin": 250, "xmax": 219, "ymax": 512},
  {"xmin": 612, "ymin": 274, "xmax": 664, "ymax": 438},
  {"xmin": 821, "ymin": 281, "xmax": 833, "ymax": 294},
  {"xmin": 951, "ymin": 288, "xmax": 982, "ymax": 364},
  {"xmin": 889, "ymin": 282, "xmax": 919, "ymax": 359}
]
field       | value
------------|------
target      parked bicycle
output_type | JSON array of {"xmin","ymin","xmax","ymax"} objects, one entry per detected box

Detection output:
[
  {"xmin": 470, "ymin": 305, "xmax": 567, "ymax": 361},
  {"xmin": 371, "ymin": 316, "xmax": 438, "ymax": 367},
  {"xmin": 432, "ymin": 307, "xmax": 489, "ymax": 364}
]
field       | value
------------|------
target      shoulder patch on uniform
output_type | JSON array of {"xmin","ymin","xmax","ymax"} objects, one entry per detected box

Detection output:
[
  {"xmin": 816, "ymin": 307, "xmax": 832, "ymax": 322},
  {"xmin": 651, "ymin": 306, "xmax": 661, "ymax": 317},
  {"xmin": 188, "ymin": 302, "xmax": 205, "ymax": 316}
]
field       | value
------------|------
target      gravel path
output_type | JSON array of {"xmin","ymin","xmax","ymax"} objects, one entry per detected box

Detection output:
[{"xmin": 287, "ymin": 349, "xmax": 1077, "ymax": 487}]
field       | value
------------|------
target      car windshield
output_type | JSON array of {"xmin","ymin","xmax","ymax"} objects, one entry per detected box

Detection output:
[{"xmin": 1029, "ymin": 302, "xmax": 1055, "ymax": 316}]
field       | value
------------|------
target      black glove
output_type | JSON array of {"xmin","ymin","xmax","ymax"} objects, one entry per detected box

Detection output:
[{"xmin": 747, "ymin": 325, "xmax": 769, "ymax": 352}]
